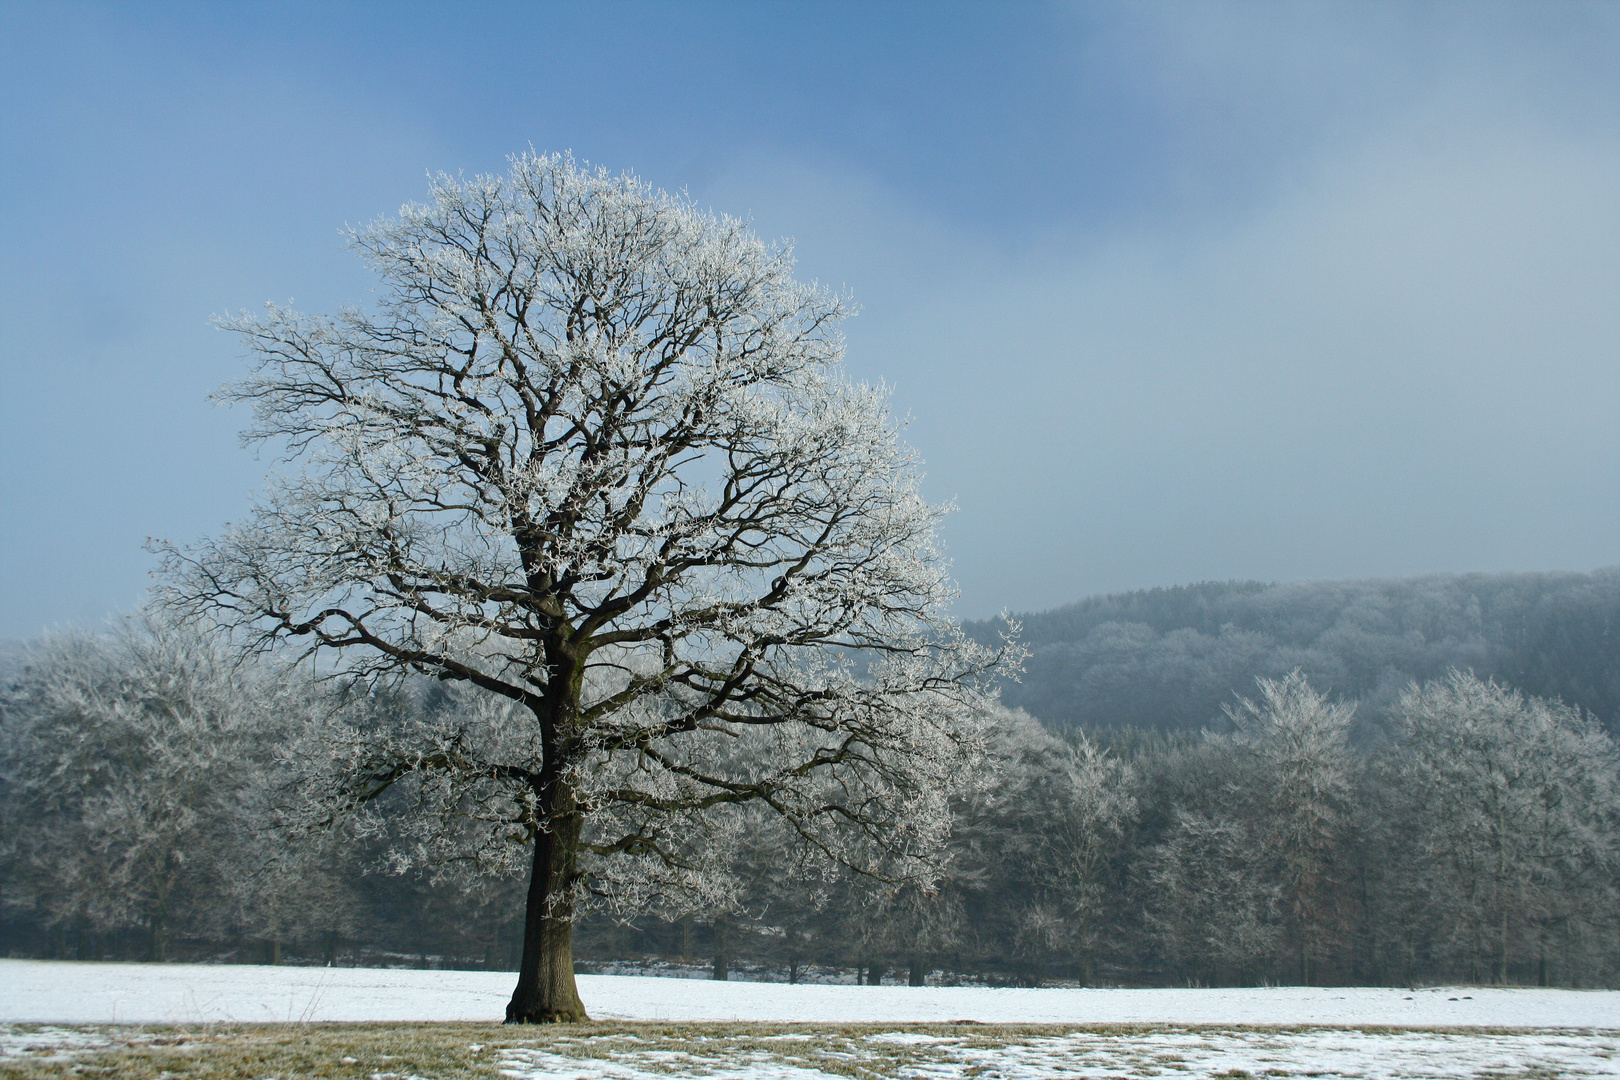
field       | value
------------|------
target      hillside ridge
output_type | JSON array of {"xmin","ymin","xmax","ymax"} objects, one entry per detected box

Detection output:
[{"xmin": 964, "ymin": 568, "xmax": 1620, "ymax": 731}]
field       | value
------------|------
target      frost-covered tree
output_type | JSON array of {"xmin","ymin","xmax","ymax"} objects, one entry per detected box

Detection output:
[
  {"xmin": 1047, "ymin": 733, "xmax": 1136, "ymax": 984},
  {"xmin": 159, "ymin": 153, "xmax": 1003, "ymax": 1021},
  {"xmin": 1223, "ymin": 671, "xmax": 1357, "ymax": 983},
  {"xmin": 1145, "ymin": 808, "xmax": 1283, "ymax": 983},
  {"xmin": 945, "ymin": 706, "xmax": 1132, "ymax": 984},
  {"xmin": 0, "ymin": 617, "xmax": 276, "ymax": 960},
  {"xmin": 1373, "ymin": 671, "xmax": 1620, "ymax": 984},
  {"xmin": 228, "ymin": 776, "xmax": 364, "ymax": 966},
  {"xmin": 1144, "ymin": 672, "xmax": 1354, "ymax": 983}
]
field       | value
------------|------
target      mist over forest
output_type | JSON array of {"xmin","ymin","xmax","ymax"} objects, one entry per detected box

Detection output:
[{"xmin": 969, "ymin": 569, "xmax": 1620, "ymax": 735}]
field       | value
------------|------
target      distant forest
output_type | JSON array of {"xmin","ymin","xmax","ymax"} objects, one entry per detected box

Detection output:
[
  {"xmin": 967, "ymin": 569, "xmax": 1620, "ymax": 734},
  {"xmin": 5, "ymin": 569, "xmax": 1618, "ymax": 988}
]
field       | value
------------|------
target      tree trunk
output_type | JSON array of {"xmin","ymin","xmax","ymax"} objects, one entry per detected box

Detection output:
[
  {"xmin": 1498, "ymin": 906, "xmax": 1509, "ymax": 985},
  {"xmin": 712, "ymin": 918, "xmax": 729, "ymax": 981},
  {"xmin": 149, "ymin": 913, "xmax": 168, "ymax": 962},
  {"xmin": 506, "ymin": 805, "xmax": 588, "ymax": 1022},
  {"xmin": 908, "ymin": 954, "xmax": 926, "ymax": 986},
  {"xmin": 485, "ymin": 927, "xmax": 502, "ymax": 971}
]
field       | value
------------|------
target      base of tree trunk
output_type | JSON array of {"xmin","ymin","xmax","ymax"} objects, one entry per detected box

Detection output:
[
  {"xmin": 504, "ymin": 957, "xmax": 588, "ymax": 1024},
  {"xmin": 504, "ymin": 937, "xmax": 590, "ymax": 1023},
  {"xmin": 505, "ymin": 1003, "xmax": 589, "ymax": 1024}
]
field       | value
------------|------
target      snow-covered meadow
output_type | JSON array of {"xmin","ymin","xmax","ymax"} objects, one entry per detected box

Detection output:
[
  {"xmin": 5, "ymin": 961, "xmax": 1619, "ymax": 1078},
  {"xmin": 2, "ymin": 959, "xmax": 1616, "ymax": 1026}
]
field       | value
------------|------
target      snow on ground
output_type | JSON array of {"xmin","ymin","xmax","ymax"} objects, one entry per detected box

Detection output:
[
  {"xmin": 494, "ymin": 1028, "xmax": 1620, "ymax": 1080},
  {"xmin": 1, "ymin": 958, "xmax": 1617, "ymax": 1027},
  {"xmin": 0, "ymin": 1024, "xmax": 117, "ymax": 1062}
]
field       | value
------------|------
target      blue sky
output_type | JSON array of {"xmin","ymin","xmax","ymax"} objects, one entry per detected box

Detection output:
[{"xmin": 2, "ymin": 1, "xmax": 1618, "ymax": 637}]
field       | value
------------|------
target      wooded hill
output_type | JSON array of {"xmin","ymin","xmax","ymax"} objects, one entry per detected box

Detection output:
[{"xmin": 966, "ymin": 569, "xmax": 1620, "ymax": 734}]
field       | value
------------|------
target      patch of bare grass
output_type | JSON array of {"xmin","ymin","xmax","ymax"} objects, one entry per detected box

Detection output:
[{"xmin": 3, "ymin": 1022, "xmax": 1617, "ymax": 1080}]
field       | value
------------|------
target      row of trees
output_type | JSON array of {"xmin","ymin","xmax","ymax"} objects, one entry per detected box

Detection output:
[
  {"xmin": 0, "ymin": 621, "xmax": 360, "ymax": 966},
  {"xmin": 708, "ymin": 668, "xmax": 1618, "ymax": 988},
  {"xmin": 6, "ymin": 618, "xmax": 1616, "ymax": 988}
]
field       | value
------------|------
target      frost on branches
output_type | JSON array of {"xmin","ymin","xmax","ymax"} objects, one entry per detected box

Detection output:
[{"xmin": 156, "ymin": 153, "xmax": 1007, "ymax": 1022}]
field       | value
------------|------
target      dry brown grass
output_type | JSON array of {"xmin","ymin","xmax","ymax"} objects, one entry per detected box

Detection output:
[
  {"xmin": 0, "ymin": 1022, "xmax": 1073, "ymax": 1080},
  {"xmin": 2, "ymin": 1020, "xmax": 1609, "ymax": 1080}
]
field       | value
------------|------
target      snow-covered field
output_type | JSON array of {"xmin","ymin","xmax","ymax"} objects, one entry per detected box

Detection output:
[
  {"xmin": 2, "ymin": 958, "xmax": 1616, "ymax": 1027},
  {"xmin": 5, "ymin": 961, "xmax": 1619, "ymax": 1078}
]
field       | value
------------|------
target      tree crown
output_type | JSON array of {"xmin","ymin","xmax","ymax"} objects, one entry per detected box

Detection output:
[{"xmin": 158, "ymin": 153, "xmax": 1003, "ymax": 906}]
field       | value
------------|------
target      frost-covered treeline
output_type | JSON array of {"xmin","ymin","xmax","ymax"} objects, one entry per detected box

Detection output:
[
  {"xmin": 677, "ymin": 671, "xmax": 1619, "ymax": 988},
  {"xmin": 4, "ymin": 619, "xmax": 1617, "ymax": 987},
  {"xmin": 0, "ymin": 616, "xmax": 362, "ymax": 964}
]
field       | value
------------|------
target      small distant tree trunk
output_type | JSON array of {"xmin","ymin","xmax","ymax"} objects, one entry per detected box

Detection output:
[
  {"xmin": 788, "ymin": 956, "xmax": 801, "ymax": 984},
  {"xmin": 680, "ymin": 916, "xmax": 693, "ymax": 961},
  {"xmin": 149, "ymin": 913, "xmax": 168, "ymax": 962},
  {"xmin": 150, "ymin": 866, "xmax": 176, "ymax": 962},
  {"xmin": 322, "ymin": 931, "xmax": 339, "ymax": 967},
  {"xmin": 908, "ymin": 954, "xmax": 926, "ymax": 986},
  {"xmin": 1497, "ymin": 906, "xmax": 1509, "ymax": 984},
  {"xmin": 712, "ymin": 918, "xmax": 729, "ymax": 981},
  {"xmin": 266, "ymin": 937, "xmax": 282, "ymax": 965}
]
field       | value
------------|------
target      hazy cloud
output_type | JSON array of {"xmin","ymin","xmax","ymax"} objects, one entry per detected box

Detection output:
[
  {"xmin": 703, "ymin": 21, "xmax": 1620, "ymax": 615},
  {"xmin": 1, "ymin": 2, "xmax": 1615, "ymax": 634}
]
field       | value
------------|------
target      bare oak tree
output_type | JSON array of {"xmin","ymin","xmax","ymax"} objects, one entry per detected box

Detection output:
[{"xmin": 158, "ymin": 154, "xmax": 1002, "ymax": 1021}]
